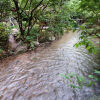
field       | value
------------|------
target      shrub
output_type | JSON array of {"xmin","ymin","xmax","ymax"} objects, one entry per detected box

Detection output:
[{"xmin": 0, "ymin": 23, "xmax": 9, "ymax": 50}]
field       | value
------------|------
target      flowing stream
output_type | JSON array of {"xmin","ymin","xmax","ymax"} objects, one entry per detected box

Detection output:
[{"xmin": 0, "ymin": 31, "xmax": 100, "ymax": 100}]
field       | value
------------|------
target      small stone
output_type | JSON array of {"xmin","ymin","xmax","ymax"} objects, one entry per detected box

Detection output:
[
  {"xmin": 49, "ymin": 36, "xmax": 56, "ymax": 41},
  {"xmin": 34, "ymin": 41, "xmax": 40, "ymax": 46},
  {"xmin": 11, "ymin": 28, "xmax": 19, "ymax": 35}
]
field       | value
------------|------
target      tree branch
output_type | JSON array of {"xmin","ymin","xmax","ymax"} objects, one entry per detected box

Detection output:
[
  {"xmin": 20, "ymin": 0, "xmax": 29, "ymax": 15},
  {"xmin": 27, "ymin": 0, "xmax": 44, "ymax": 34},
  {"xmin": 42, "ymin": 2, "xmax": 49, "ymax": 12},
  {"xmin": 13, "ymin": 0, "xmax": 24, "ymax": 38}
]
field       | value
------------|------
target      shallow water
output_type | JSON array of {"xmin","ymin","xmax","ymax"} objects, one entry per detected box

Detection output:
[{"xmin": 0, "ymin": 31, "xmax": 99, "ymax": 100}]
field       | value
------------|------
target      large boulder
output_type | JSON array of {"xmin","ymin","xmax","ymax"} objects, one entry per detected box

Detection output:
[
  {"xmin": 15, "ymin": 45, "xmax": 27, "ymax": 54},
  {"xmin": 8, "ymin": 34, "xmax": 20, "ymax": 51}
]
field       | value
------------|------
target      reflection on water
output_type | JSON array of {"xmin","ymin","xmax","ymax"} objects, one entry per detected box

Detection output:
[{"xmin": 0, "ymin": 31, "xmax": 99, "ymax": 100}]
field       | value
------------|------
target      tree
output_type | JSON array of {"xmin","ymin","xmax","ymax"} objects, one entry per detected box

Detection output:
[
  {"xmin": 10, "ymin": 0, "xmax": 72, "ymax": 47},
  {"xmin": 12, "ymin": 0, "xmax": 57, "ymax": 39}
]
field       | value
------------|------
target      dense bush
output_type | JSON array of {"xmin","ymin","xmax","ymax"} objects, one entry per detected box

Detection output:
[
  {"xmin": 0, "ymin": 0, "xmax": 11, "ymax": 21},
  {"xmin": 0, "ymin": 23, "xmax": 9, "ymax": 50}
]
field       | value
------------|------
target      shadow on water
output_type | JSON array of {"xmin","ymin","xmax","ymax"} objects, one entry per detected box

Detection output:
[{"xmin": 0, "ymin": 31, "xmax": 100, "ymax": 100}]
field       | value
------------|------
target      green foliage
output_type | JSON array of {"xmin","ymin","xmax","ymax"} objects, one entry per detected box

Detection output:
[
  {"xmin": 0, "ymin": 23, "xmax": 9, "ymax": 49},
  {"xmin": 78, "ymin": 0, "xmax": 100, "ymax": 37},
  {"xmin": 71, "ymin": 0, "xmax": 100, "ymax": 91},
  {"xmin": 0, "ymin": 0, "xmax": 11, "ymax": 21},
  {"xmin": 0, "ymin": 0, "xmax": 99, "ymax": 53},
  {"xmin": 94, "ymin": 70, "xmax": 100, "ymax": 74},
  {"xmin": 60, "ymin": 72, "xmax": 96, "ymax": 90},
  {"xmin": 0, "ymin": 0, "xmax": 77, "ymax": 50},
  {"xmin": 74, "ymin": 23, "xmax": 99, "ymax": 54},
  {"xmin": 10, "ymin": 0, "xmax": 73, "ymax": 47},
  {"xmin": 25, "ymin": 26, "xmax": 40, "ymax": 48},
  {"xmin": 74, "ymin": 34, "xmax": 97, "ymax": 54},
  {"xmin": 0, "ymin": 0, "xmax": 84, "ymax": 49},
  {"xmin": 0, "ymin": 48, "xmax": 3, "ymax": 54}
]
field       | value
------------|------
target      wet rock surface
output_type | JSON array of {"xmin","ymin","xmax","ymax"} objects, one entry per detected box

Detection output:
[{"xmin": 0, "ymin": 31, "xmax": 100, "ymax": 100}]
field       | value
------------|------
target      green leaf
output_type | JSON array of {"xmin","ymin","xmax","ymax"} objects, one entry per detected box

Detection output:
[
  {"xmin": 60, "ymin": 74, "xmax": 69, "ymax": 79},
  {"xmin": 94, "ymin": 70, "xmax": 100, "ymax": 74},
  {"xmin": 88, "ymin": 75, "xmax": 94, "ymax": 79}
]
